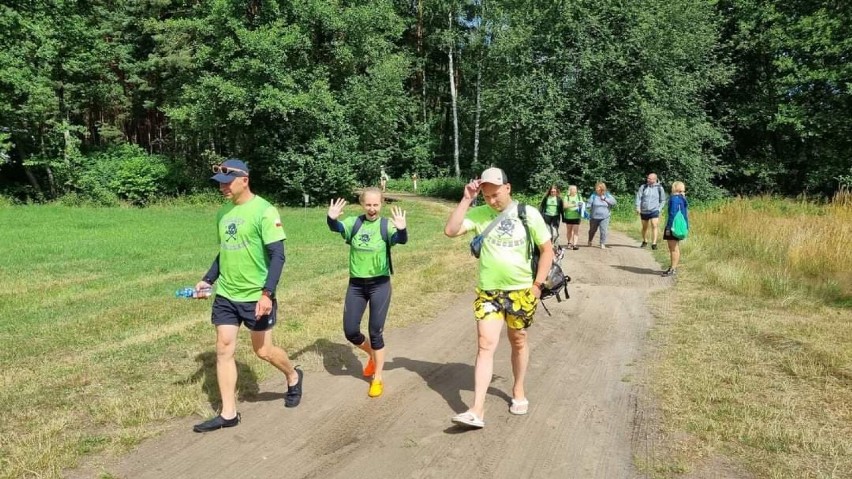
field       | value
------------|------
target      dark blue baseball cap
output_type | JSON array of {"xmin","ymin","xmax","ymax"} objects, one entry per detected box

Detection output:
[{"xmin": 211, "ymin": 158, "xmax": 250, "ymax": 183}]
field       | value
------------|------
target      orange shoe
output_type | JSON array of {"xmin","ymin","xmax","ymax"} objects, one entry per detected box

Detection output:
[
  {"xmin": 368, "ymin": 379, "xmax": 383, "ymax": 398},
  {"xmin": 363, "ymin": 357, "xmax": 375, "ymax": 377}
]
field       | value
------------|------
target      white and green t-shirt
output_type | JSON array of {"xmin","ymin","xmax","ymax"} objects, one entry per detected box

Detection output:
[
  {"xmin": 462, "ymin": 203, "xmax": 550, "ymax": 291},
  {"xmin": 563, "ymin": 193, "xmax": 582, "ymax": 220},
  {"xmin": 215, "ymin": 195, "xmax": 287, "ymax": 302},
  {"xmin": 544, "ymin": 196, "xmax": 559, "ymax": 216},
  {"xmin": 341, "ymin": 216, "xmax": 398, "ymax": 278}
]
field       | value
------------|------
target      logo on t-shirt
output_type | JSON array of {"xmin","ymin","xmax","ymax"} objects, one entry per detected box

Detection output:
[
  {"xmin": 488, "ymin": 218, "xmax": 526, "ymax": 248},
  {"xmin": 496, "ymin": 218, "xmax": 516, "ymax": 237},
  {"xmin": 356, "ymin": 232, "xmax": 372, "ymax": 248},
  {"xmin": 225, "ymin": 222, "xmax": 238, "ymax": 241}
]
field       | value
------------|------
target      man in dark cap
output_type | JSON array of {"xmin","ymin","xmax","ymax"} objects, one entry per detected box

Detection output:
[{"xmin": 193, "ymin": 158, "xmax": 303, "ymax": 433}]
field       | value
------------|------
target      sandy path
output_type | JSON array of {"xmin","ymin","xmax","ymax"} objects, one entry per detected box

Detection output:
[{"xmin": 82, "ymin": 227, "xmax": 667, "ymax": 479}]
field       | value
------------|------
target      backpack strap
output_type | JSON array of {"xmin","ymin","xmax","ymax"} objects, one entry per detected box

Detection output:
[
  {"xmin": 380, "ymin": 217, "xmax": 393, "ymax": 275},
  {"xmin": 345, "ymin": 214, "xmax": 367, "ymax": 245}
]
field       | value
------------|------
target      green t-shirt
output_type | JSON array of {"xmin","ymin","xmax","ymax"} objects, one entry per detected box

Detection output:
[
  {"xmin": 462, "ymin": 203, "xmax": 550, "ymax": 291},
  {"xmin": 215, "ymin": 195, "xmax": 287, "ymax": 302},
  {"xmin": 544, "ymin": 196, "xmax": 559, "ymax": 216},
  {"xmin": 341, "ymin": 216, "xmax": 398, "ymax": 278},
  {"xmin": 562, "ymin": 193, "xmax": 582, "ymax": 219}
]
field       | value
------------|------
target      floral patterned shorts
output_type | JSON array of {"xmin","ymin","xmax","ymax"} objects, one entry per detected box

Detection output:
[{"xmin": 473, "ymin": 288, "xmax": 538, "ymax": 330}]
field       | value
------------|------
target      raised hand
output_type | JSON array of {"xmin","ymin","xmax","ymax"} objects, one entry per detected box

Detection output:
[
  {"xmin": 463, "ymin": 179, "xmax": 482, "ymax": 200},
  {"xmin": 328, "ymin": 198, "xmax": 347, "ymax": 220},
  {"xmin": 391, "ymin": 205, "xmax": 407, "ymax": 230}
]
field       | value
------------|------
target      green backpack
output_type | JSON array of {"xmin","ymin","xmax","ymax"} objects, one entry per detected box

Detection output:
[{"xmin": 671, "ymin": 211, "xmax": 688, "ymax": 239}]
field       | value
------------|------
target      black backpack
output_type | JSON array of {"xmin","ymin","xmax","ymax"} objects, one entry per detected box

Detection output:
[
  {"xmin": 346, "ymin": 215, "xmax": 394, "ymax": 274},
  {"xmin": 518, "ymin": 204, "xmax": 570, "ymax": 314}
]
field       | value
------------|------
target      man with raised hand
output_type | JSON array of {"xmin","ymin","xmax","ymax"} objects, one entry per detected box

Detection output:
[
  {"xmin": 635, "ymin": 172, "xmax": 666, "ymax": 249},
  {"xmin": 192, "ymin": 158, "xmax": 303, "ymax": 433},
  {"xmin": 444, "ymin": 167, "xmax": 554, "ymax": 429}
]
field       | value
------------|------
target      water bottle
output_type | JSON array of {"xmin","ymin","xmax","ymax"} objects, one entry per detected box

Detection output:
[{"xmin": 175, "ymin": 286, "xmax": 212, "ymax": 299}]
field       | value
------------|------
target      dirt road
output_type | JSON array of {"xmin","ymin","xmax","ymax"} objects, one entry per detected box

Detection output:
[{"xmin": 92, "ymin": 228, "xmax": 667, "ymax": 479}]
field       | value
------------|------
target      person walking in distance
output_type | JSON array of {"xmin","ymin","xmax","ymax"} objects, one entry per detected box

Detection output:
[
  {"xmin": 562, "ymin": 185, "xmax": 582, "ymax": 250},
  {"xmin": 444, "ymin": 167, "xmax": 554, "ymax": 429},
  {"xmin": 327, "ymin": 188, "xmax": 408, "ymax": 397},
  {"xmin": 380, "ymin": 167, "xmax": 390, "ymax": 192},
  {"xmin": 587, "ymin": 182, "xmax": 617, "ymax": 249},
  {"xmin": 539, "ymin": 184, "xmax": 564, "ymax": 245},
  {"xmin": 662, "ymin": 181, "xmax": 689, "ymax": 277},
  {"xmin": 635, "ymin": 172, "xmax": 666, "ymax": 249},
  {"xmin": 192, "ymin": 159, "xmax": 303, "ymax": 433}
]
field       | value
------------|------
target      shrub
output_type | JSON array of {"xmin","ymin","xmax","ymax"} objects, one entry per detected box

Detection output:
[{"xmin": 75, "ymin": 144, "xmax": 179, "ymax": 206}]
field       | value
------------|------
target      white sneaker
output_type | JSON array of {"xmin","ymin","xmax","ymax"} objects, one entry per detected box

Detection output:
[{"xmin": 600, "ymin": 244, "xmax": 606, "ymax": 249}]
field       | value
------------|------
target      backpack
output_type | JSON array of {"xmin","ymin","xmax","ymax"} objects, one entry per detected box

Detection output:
[
  {"xmin": 518, "ymin": 204, "xmax": 570, "ymax": 315},
  {"xmin": 671, "ymin": 210, "xmax": 688, "ymax": 239},
  {"xmin": 641, "ymin": 183, "xmax": 664, "ymax": 204},
  {"xmin": 346, "ymin": 215, "xmax": 394, "ymax": 274}
]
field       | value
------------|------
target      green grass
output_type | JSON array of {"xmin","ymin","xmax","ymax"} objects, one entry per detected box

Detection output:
[
  {"xmin": 615, "ymin": 196, "xmax": 852, "ymax": 478},
  {"xmin": 0, "ymin": 199, "xmax": 475, "ymax": 479}
]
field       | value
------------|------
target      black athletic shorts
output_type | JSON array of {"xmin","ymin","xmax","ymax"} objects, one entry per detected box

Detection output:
[
  {"xmin": 211, "ymin": 295, "xmax": 278, "ymax": 331},
  {"xmin": 663, "ymin": 228, "xmax": 679, "ymax": 241},
  {"xmin": 640, "ymin": 211, "xmax": 660, "ymax": 221},
  {"xmin": 563, "ymin": 218, "xmax": 580, "ymax": 225}
]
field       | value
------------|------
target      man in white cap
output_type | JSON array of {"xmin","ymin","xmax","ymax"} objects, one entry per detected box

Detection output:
[
  {"xmin": 193, "ymin": 158, "xmax": 303, "ymax": 433},
  {"xmin": 444, "ymin": 167, "xmax": 554, "ymax": 429}
]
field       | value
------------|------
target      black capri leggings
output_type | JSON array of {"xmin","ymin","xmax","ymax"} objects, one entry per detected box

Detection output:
[{"xmin": 343, "ymin": 276, "xmax": 391, "ymax": 350}]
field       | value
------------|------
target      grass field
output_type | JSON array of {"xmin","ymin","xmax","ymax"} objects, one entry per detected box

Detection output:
[
  {"xmin": 0, "ymin": 198, "xmax": 475, "ymax": 479},
  {"xmin": 617, "ymin": 194, "xmax": 852, "ymax": 478}
]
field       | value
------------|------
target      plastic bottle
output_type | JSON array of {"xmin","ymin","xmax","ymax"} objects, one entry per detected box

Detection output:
[{"xmin": 175, "ymin": 286, "xmax": 212, "ymax": 299}]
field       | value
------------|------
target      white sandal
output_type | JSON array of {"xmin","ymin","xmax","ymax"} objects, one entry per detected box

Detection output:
[{"xmin": 509, "ymin": 398, "xmax": 529, "ymax": 415}]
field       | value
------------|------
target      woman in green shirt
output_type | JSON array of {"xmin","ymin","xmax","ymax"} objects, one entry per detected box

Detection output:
[
  {"xmin": 538, "ymin": 184, "xmax": 564, "ymax": 245},
  {"xmin": 562, "ymin": 185, "xmax": 582, "ymax": 250},
  {"xmin": 327, "ymin": 188, "xmax": 408, "ymax": 398}
]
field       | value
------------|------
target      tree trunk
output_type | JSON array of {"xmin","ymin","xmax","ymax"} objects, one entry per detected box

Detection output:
[
  {"xmin": 418, "ymin": 0, "xmax": 427, "ymax": 122},
  {"xmin": 473, "ymin": 64, "xmax": 482, "ymax": 167},
  {"xmin": 23, "ymin": 166, "xmax": 43, "ymax": 196},
  {"xmin": 448, "ymin": 12, "xmax": 460, "ymax": 178}
]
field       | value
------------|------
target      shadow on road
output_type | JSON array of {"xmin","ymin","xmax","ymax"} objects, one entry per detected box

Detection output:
[
  {"xmin": 291, "ymin": 338, "xmax": 366, "ymax": 380},
  {"xmin": 611, "ymin": 265, "xmax": 662, "ymax": 276},
  {"xmin": 176, "ymin": 351, "xmax": 260, "ymax": 409},
  {"xmin": 385, "ymin": 356, "xmax": 512, "ymax": 414}
]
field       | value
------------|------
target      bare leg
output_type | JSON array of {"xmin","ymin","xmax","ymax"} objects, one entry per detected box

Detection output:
[
  {"xmin": 667, "ymin": 239, "xmax": 681, "ymax": 269},
  {"xmin": 651, "ymin": 217, "xmax": 661, "ymax": 245},
  {"xmin": 251, "ymin": 330, "xmax": 299, "ymax": 386},
  {"xmin": 372, "ymin": 347, "xmax": 385, "ymax": 381},
  {"xmin": 507, "ymin": 327, "xmax": 529, "ymax": 401},
  {"xmin": 641, "ymin": 219, "xmax": 649, "ymax": 242},
  {"xmin": 215, "ymin": 325, "xmax": 240, "ymax": 418},
  {"xmin": 470, "ymin": 319, "xmax": 504, "ymax": 419}
]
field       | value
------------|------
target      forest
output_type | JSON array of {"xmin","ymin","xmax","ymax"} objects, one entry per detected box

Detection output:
[{"xmin": 0, "ymin": 0, "xmax": 849, "ymax": 204}]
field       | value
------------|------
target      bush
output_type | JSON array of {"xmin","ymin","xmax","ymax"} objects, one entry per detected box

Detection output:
[
  {"xmin": 74, "ymin": 144, "xmax": 180, "ymax": 206},
  {"xmin": 267, "ymin": 141, "xmax": 358, "ymax": 205},
  {"xmin": 414, "ymin": 177, "xmax": 467, "ymax": 201}
]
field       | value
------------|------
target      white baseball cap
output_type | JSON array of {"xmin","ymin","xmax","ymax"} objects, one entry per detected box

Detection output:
[{"xmin": 480, "ymin": 167, "xmax": 508, "ymax": 185}]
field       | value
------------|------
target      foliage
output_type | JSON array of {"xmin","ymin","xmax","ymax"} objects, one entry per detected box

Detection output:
[
  {"xmin": 0, "ymin": 1, "xmax": 849, "ymax": 203},
  {"xmin": 74, "ymin": 144, "xmax": 182, "ymax": 206}
]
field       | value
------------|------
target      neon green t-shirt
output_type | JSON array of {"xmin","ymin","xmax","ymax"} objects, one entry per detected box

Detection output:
[
  {"xmin": 341, "ymin": 216, "xmax": 398, "ymax": 278},
  {"xmin": 563, "ymin": 193, "xmax": 582, "ymax": 219},
  {"xmin": 544, "ymin": 196, "xmax": 559, "ymax": 216},
  {"xmin": 462, "ymin": 203, "xmax": 550, "ymax": 291},
  {"xmin": 215, "ymin": 195, "xmax": 287, "ymax": 302}
]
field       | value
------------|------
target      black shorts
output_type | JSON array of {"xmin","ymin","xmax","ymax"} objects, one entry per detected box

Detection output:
[
  {"xmin": 640, "ymin": 211, "xmax": 660, "ymax": 221},
  {"xmin": 212, "ymin": 295, "xmax": 278, "ymax": 331},
  {"xmin": 663, "ymin": 228, "xmax": 679, "ymax": 241},
  {"xmin": 563, "ymin": 218, "xmax": 580, "ymax": 225}
]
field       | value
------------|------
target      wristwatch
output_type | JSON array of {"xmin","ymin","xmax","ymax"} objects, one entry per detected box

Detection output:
[
  {"xmin": 261, "ymin": 289, "xmax": 273, "ymax": 298},
  {"xmin": 533, "ymin": 281, "xmax": 544, "ymax": 289}
]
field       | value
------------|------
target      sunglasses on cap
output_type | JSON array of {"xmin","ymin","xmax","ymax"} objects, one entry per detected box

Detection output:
[{"xmin": 211, "ymin": 164, "xmax": 248, "ymax": 176}]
